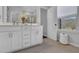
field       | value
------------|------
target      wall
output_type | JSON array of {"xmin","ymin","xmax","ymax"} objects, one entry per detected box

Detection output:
[
  {"xmin": 2, "ymin": 6, "xmax": 7, "ymax": 22},
  {"xmin": 0, "ymin": 6, "xmax": 7, "ymax": 22},
  {"xmin": 47, "ymin": 6, "xmax": 58, "ymax": 40},
  {"xmin": 0, "ymin": 6, "xmax": 2, "ymax": 22},
  {"xmin": 40, "ymin": 8, "xmax": 47, "ymax": 36},
  {"xmin": 76, "ymin": 6, "xmax": 79, "ymax": 30},
  {"xmin": 69, "ymin": 32, "xmax": 79, "ymax": 47}
]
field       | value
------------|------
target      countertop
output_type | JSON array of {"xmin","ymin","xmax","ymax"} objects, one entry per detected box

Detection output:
[
  {"xmin": 0, "ymin": 22, "xmax": 42, "ymax": 32},
  {"xmin": 0, "ymin": 22, "xmax": 40, "ymax": 27}
]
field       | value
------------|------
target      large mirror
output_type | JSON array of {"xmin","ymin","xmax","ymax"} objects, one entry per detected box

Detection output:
[{"xmin": 7, "ymin": 6, "xmax": 37, "ymax": 24}]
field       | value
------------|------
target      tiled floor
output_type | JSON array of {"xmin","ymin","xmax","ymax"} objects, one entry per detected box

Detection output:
[{"xmin": 17, "ymin": 38, "xmax": 79, "ymax": 53}]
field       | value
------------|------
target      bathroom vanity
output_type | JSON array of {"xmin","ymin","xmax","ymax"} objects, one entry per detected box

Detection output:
[{"xmin": 0, "ymin": 23, "xmax": 43, "ymax": 53}]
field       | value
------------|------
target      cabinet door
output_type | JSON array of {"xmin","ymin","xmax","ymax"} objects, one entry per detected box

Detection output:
[
  {"xmin": 11, "ymin": 31, "xmax": 22, "ymax": 51},
  {"xmin": 0, "ymin": 32, "xmax": 11, "ymax": 53},
  {"xmin": 36, "ymin": 26, "xmax": 43, "ymax": 44},
  {"xmin": 31, "ymin": 26, "xmax": 43, "ymax": 46}
]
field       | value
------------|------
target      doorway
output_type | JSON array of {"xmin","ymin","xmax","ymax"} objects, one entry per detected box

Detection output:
[{"xmin": 40, "ymin": 8, "xmax": 47, "ymax": 38}]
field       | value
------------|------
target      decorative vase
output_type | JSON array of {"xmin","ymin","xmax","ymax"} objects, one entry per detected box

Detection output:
[{"xmin": 21, "ymin": 16, "xmax": 26, "ymax": 24}]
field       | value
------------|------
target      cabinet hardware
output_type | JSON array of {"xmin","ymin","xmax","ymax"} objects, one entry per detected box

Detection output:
[
  {"xmin": 36, "ymin": 31, "xmax": 39, "ymax": 34},
  {"xmin": 24, "ymin": 42, "xmax": 29, "ymax": 44},
  {"xmin": 10, "ymin": 33, "xmax": 13, "ymax": 38},
  {"xmin": 9, "ymin": 33, "xmax": 13, "ymax": 38},
  {"xmin": 9, "ymin": 33, "xmax": 10, "ymax": 38}
]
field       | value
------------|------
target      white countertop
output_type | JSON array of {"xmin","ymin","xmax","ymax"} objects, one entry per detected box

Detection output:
[
  {"xmin": 0, "ymin": 22, "xmax": 42, "ymax": 32},
  {"xmin": 0, "ymin": 22, "xmax": 40, "ymax": 26}
]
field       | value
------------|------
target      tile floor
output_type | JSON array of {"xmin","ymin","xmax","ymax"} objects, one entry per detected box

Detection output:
[{"xmin": 16, "ymin": 38, "xmax": 79, "ymax": 53}]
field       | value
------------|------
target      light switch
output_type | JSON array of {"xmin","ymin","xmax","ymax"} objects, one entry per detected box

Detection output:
[{"xmin": 55, "ymin": 24, "xmax": 57, "ymax": 26}]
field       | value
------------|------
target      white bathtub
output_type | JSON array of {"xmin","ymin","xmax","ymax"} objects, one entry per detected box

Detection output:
[{"xmin": 58, "ymin": 29, "xmax": 79, "ymax": 47}]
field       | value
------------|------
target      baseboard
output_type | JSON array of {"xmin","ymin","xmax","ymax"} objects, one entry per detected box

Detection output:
[
  {"xmin": 47, "ymin": 37, "xmax": 57, "ymax": 41},
  {"xmin": 70, "ymin": 43, "xmax": 79, "ymax": 48}
]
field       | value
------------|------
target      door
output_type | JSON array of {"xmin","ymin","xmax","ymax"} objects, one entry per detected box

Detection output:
[
  {"xmin": 0, "ymin": 32, "xmax": 11, "ymax": 53},
  {"xmin": 41, "ymin": 8, "xmax": 47, "ymax": 37},
  {"xmin": 11, "ymin": 31, "xmax": 22, "ymax": 51},
  {"xmin": 0, "ymin": 6, "xmax": 7, "ymax": 22},
  {"xmin": 47, "ymin": 7, "xmax": 58, "ymax": 40}
]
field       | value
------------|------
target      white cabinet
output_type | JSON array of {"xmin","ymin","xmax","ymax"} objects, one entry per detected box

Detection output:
[
  {"xmin": 22, "ymin": 26, "xmax": 31, "ymax": 48},
  {"xmin": 0, "ymin": 32, "xmax": 11, "ymax": 53},
  {"xmin": 0, "ymin": 26, "xmax": 22, "ymax": 52},
  {"xmin": 0, "ymin": 25, "xmax": 43, "ymax": 52},
  {"xmin": 22, "ymin": 25, "xmax": 43, "ymax": 48},
  {"xmin": 31, "ymin": 26, "xmax": 43, "ymax": 46},
  {"xmin": 11, "ymin": 31, "xmax": 22, "ymax": 51}
]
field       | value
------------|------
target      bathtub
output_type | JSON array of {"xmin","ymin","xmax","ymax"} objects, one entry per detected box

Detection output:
[{"xmin": 58, "ymin": 29, "xmax": 79, "ymax": 47}]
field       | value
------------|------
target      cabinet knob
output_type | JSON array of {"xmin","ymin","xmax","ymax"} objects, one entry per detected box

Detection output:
[
  {"xmin": 9, "ymin": 33, "xmax": 13, "ymax": 38},
  {"xmin": 11, "ymin": 33, "xmax": 13, "ymax": 38},
  {"xmin": 24, "ymin": 42, "xmax": 29, "ymax": 45},
  {"xmin": 36, "ymin": 31, "xmax": 39, "ymax": 34},
  {"xmin": 24, "ymin": 34, "xmax": 28, "ymax": 36},
  {"xmin": 9, "ymin": 33, "xmax": 10, "ymax": 38}
]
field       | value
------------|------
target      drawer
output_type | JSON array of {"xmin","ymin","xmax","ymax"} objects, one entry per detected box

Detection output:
[
  {"xmin": 23, "ymin": 32, "xmax": 30, "ymax": 35},
  {"xmin": 23, "ymin": 27, "xmax": 31, "ymax": 30},
  {"xmin": 23, "ymin": 41, "xmax": 30, "ymax": 45},
  {"xmin": 23, "ymin": 37, "xmax": 30, "ymax": 39},
  {"xmin": 23, "ymin": 34, "xmax": 30, "ymax": 38},
  {"xmin": 23, "ymin": 39, "xmax": 30, "ymax": 42},
  {"xmin": 23, "ymin": 42, "xmax": 30, "ymax": 48},
  {"xmin": 23, "ymin": 38, "xmax": 30, "ymax": 41},
  {"xmin": 24, "ymin": 41, "xmax": 30, "ymax": 44},
  {"xmin": 23, "ymin": 33, "xmax": 30, "ymax": 36},
  {"xmin": 23, "ymin": 37, "xmax": 30, "ymax": 40}
]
